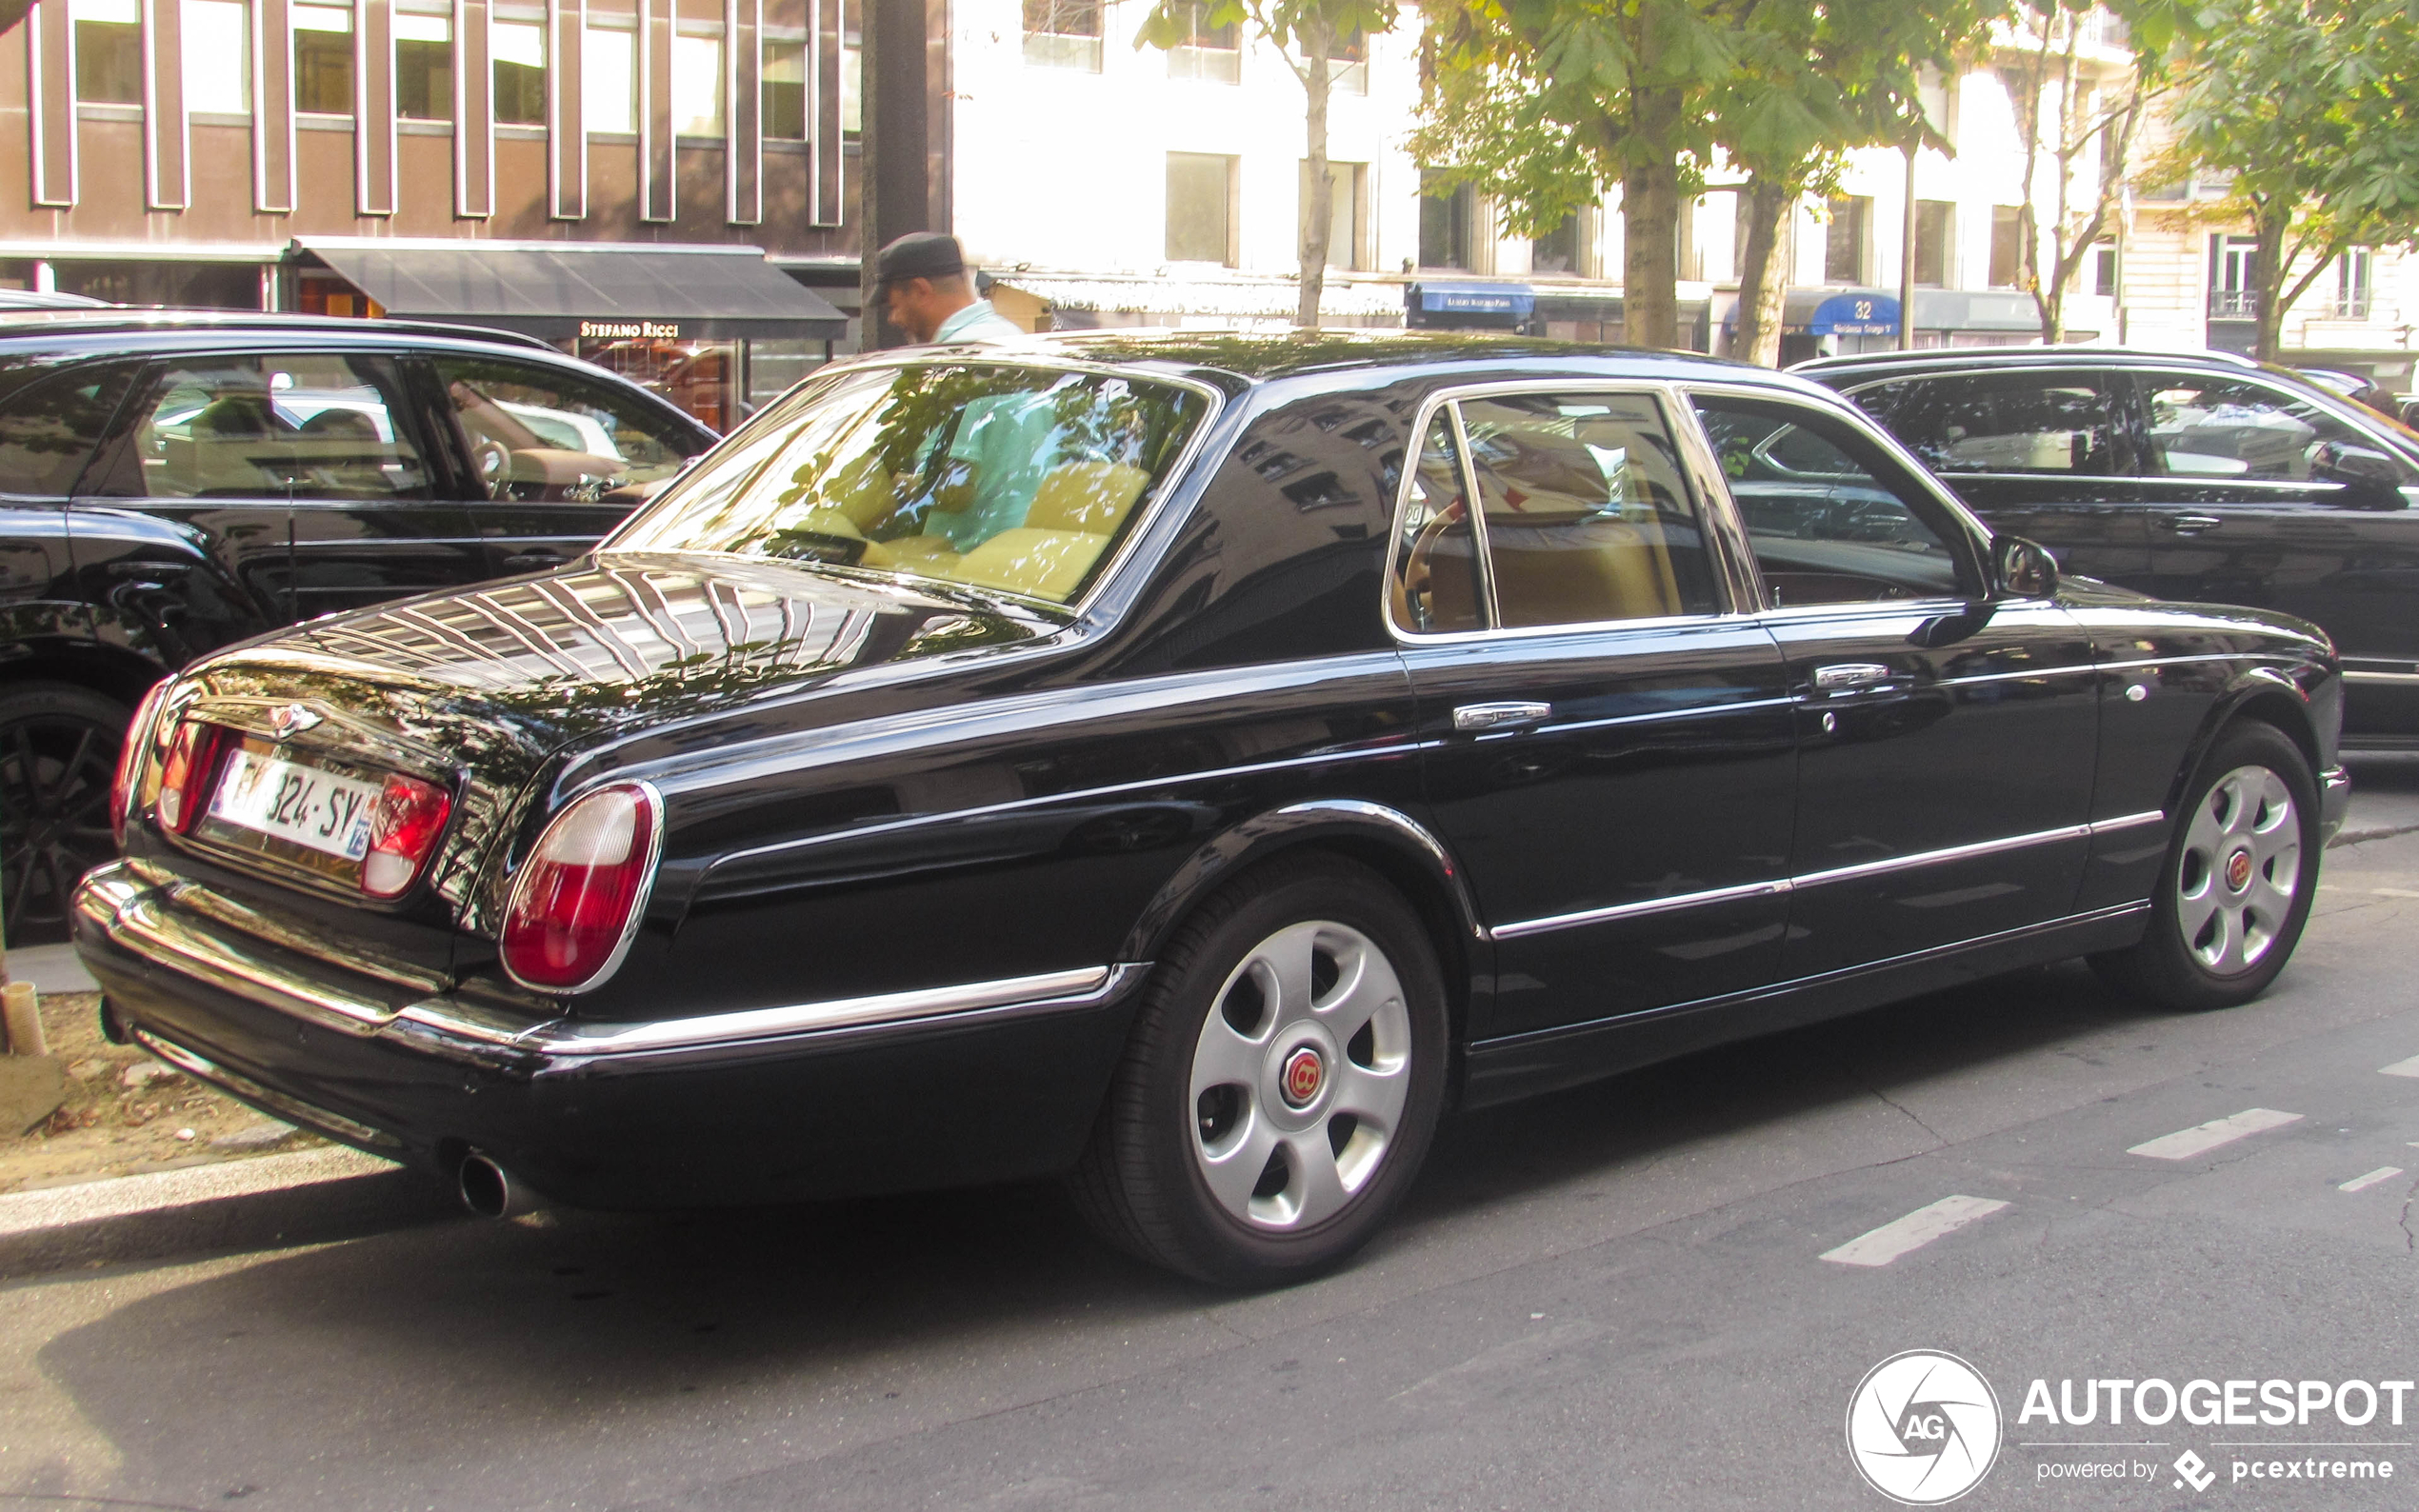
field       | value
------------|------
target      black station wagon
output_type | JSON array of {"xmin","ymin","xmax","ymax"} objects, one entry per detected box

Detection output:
[
  {"xmin": 0, "ymin": 310, "xmax": 717, "ymax": 940},
  {"xmin": 75, "ymin": 334, "xmax": 2347, "ymax": 1284}
]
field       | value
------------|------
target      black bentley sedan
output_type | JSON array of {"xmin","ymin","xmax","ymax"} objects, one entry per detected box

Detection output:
[
  {"xmin": 0, "ymin": 309, "xmax": 718, "ymax": 940},
  {"xmin": 74, "ymin": 334, "xmax": 2346, "ymax": 1285},
  {"xmin": 1796, "ymin": 346, "xmax": 2419, "ymax": 746}
]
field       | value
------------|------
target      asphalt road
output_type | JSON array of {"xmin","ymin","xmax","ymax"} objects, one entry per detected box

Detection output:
[{"xmin": 7, "ymin": 765, "xmax": 2419, "ymax": 1512}]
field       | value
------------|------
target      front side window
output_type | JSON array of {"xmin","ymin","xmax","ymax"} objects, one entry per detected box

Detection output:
[
  {"xmin": 1694, "ymin": 394, "xmax": 1970, "ymax": 607},
  {"xmin": 492, "ymin": 19, "xmax": 546, "ymax": 126},
  {"xmin": 396, "ymin": 11, "xmax": 452, "ymax": 120},
  {"xmin": 0, "ymin": 359, "xmax": 138, "ymax": 495},
  {"xmin": 71, "ymin": 0, "xmax": 143, "ymax": 104},
  {"xmin": 610, "ymin": 363, "xmax": 1210, "ymax": 607},
  {"xmin": 1022, "ymin": 0, "xmax": 1101, "ymax": 70},
  {"xmin": 182, "ymin": 0, "xmax": 250, "ymax": 114},
  {"xmin": 431, "ymin": 356, "xmax": 704, "ymax": 504},
  {"xmin": 1893, "ymin": 373, "xmax": 2120, "ymax": 476},
  {"xmin": 2140, "ymin": 376, "xmax": 2378, "ymax": 481},
  {"xmin": 108, "ymin": 354, "xmax": 430, "ymax": 502},
  {"xmin": 291, "ymin": 2, "xmax": 354, "ymax": 115}
]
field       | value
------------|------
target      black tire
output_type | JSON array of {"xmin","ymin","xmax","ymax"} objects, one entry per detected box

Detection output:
[
  {"xmin": 0, "ymin": 682, "xmax": 131, "ymax": 946},
  {"xmin": 1068, "ymin": 854, "xmax": 1449, "ymax": 1286},
  {"xmin": 2089, "ymin": 720, "xmax": 2319, "ymax": 1011}
]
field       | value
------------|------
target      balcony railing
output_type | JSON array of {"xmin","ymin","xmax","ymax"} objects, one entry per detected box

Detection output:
[
  {"xmin": 2208, "ymin": 289, "xmax": 2259, "ymax": 319},
  {"xmin": 2325, "ymin": 293, "xmax": 2372, "ymax": 319}
]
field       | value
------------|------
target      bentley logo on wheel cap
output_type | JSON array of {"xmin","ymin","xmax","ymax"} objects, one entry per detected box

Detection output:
[
  {"xmin": 2225, "ymin": 848, "xmax": 2253, "ymax": 892},
  {"xmin": 270, "ymin": 703, "xmax": 322, "ymax": 740},
  {"xmin": 1280, "ymin": 1046, "xmax": 1326, "ymax": 1108}
]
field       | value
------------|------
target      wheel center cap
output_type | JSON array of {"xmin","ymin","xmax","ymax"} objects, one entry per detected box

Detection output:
[
  {"xmin": 2225, "ymin": 848, "xmax": 2254, "ymax": 893},
  {"xmin": 1279, "ymin": 1045, "xmax": 1327, "ymax": 1109}
]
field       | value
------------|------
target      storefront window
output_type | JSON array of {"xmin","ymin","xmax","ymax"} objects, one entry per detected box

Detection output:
[
  {"xmin": 292, "ymin": 3, "xmax": 354, "ymax": 116},
  {"xmin": 396, "ymin": 11, "xmax": 452, "ymax": 120},
  {"xmin": 762, "ymin": 39, "xmax": 807, "ymax": 139},
  {"xmin": 493, "ymin": 20, "xmax": 546, "ymax": 126},
  {"xmin": 183, "ymin": 0, "xmax": 250, "ymax": 114},
  {"xmin": 71, "ymin": 0, "xmax": 143, "ymax": 105},
  {"xmin": 672, "ymin": 34, "xmax": 725, "ymax": 137},
  {"xmin": 578, "ymin": 339, "xmax": 740, "ymax": 433},
  {"xmin": 584, "ymin": 25, "xmax": 636, "ymax": 133}
]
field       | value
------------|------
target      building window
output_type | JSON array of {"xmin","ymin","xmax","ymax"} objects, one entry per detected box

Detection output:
[
  {"xmin": 1532, "ymin": 211, "xmax": 1583, "ymax": 275},
  {"xmin": 491, "ymin": 19, "xmax": 545, "ymax": 125},
  {"xmin": 1301, "ymin": 160, "xmax": 1365, "ymax": 270},
  {"xmin": 1167, "ymin": 3, "xmax": 1239, "ymax": 82},
  {"xmin": 1330, "ymin": 29, "xmax": 1367, "ymax": 94},
  {"xmin": 2208, "ymin": 234, "xmax": 2258, "ymax": 318},
  {"xmin": 762, "ymin": 38, "xmax": 807, "ymax": 139},
  {"xmin": 1022, "ymin": 0, "xmax": 1101, "ymax": 71},
  {"xmin": 1167, "ymin": 151, "xmax": 1236, "ymax": 265},
  {"xmin": 395, "ymin": 11, "xmax": 451, "ymax": 120},
  {"xmin": 672, "ymin": 33, "xmax": 725, "ymax": 136},
  {"xmin": 2333, "ymin": 248, "xmax": 2371, "ymax": 318},
  {"xmin": 2091, "ymin": 241, "xmax": 2118, "ymax": 296},
  {"xmin": 291, "ymin": 2, "xmax": 354, "ymax": 116},
  {"xmin": 1910, "ymin": 200, "xmax": 1951, "ymax": 288},
  {"xmin": 1419, "ymin": 170, "xmax": 1476, "ymax": 270},
  {"xmin": 71, "ymin": 0, "xmax": 142, "ymax": 105},
  {"xmin": 183, "ymin": 0, "xmax": 250, "ymax": 113},
  {"xmin": 1824, "ymin": 196, "xmax": 1869, "ymax": 284},
  {"xmin": 1989, "ymin": 206, "xmax": 2024, "ymax": 288},
  {"xmin": 584, "ymin": 25, "xmax": 635, "ymax": 133}
]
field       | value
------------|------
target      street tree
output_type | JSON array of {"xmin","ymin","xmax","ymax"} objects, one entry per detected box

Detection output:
[
  {"xmin": 1136, "ymin": 0, "xmax": 1401, "ymax": 327},
  {"xmin": 2167, "ymin": 0, "xmax": 2419, "ymax": 361}
]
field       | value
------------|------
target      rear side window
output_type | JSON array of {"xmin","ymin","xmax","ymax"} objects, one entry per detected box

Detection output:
[
  {"xmin": 2139, "ymin": 375, "xmax": 2380, "ymax": 480},
  {"xmin": 0, "ymin": 361, "xmax": 136, "ymax": 495},
  {"xmin": 1892, "ymin": 372, "xmax": 2122, "ymax": 476},
  {"xmin": 101, "ymin": 353, "xmax": 432, "ymax": 500}
]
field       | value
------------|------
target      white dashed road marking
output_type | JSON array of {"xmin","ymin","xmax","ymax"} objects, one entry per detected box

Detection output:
[
  {"xmin": 2379, "ymin": 1055, "xmax": 2419, "ymax": 1078},
  {"xmin": 2339, "ymin": 1167, "xmax": 2405, "ymax": 1194},
  {"xmin": 2127, "ymin": 1108, "xmax": 2303, "ymax": 1161},
  {"xmin": 1820, "ymin": 1196, "xmax": 2010, "ymax": 1267}
]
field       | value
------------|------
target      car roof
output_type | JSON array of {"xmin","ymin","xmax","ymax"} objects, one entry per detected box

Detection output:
[
  {"xmin": 0, "ymin": 308, "xmax": 559, "ymax": 353},
  {"xmin": 1790, "ymin": 345, "xmax": 2269, "ymax": 383},
  {"xmin": 854, "ymin": 328, "xmax": 1841, "ymax": 398}
]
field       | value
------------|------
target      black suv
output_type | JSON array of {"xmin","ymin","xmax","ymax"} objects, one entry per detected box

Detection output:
[
  {"xmin": 1797, "ymin": 347, "xmax": 2419, "ymax": 746},
  {"xmin": 1, "ymin": 311, "xmax": 717, "ymax": 940}
]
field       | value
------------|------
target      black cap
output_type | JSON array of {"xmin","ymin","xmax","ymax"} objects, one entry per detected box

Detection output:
[{"xmin": 876, "ymin": 231, "xmax": 969, "ymax": 288}]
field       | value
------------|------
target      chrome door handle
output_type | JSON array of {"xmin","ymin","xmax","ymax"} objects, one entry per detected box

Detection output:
[
  {"xmin": 1452, "ymin": 701, "xmax": 1551, "ymax": 731},
  {"xmin": 1813, "ymin": 663, "xmax": 1892, "ymax": 691},
  {"xmin": 2168, "ymin": 513, "xmax": 2223, "ymax": 535}
]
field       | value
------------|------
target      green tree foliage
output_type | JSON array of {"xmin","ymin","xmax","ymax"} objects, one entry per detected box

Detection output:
[
  {"xmin": 1136, "ymin": 0, "xmax": 1402, "ymax": 327},
  {"xmin": 2169, "ymin": 0, "xmax": 2419, "ymax": 360}
]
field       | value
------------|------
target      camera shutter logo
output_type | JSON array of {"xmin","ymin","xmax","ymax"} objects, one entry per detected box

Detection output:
[{"xmin": 1846, "ymin": 1350, "xmax": 2003, "ymax": 1504}]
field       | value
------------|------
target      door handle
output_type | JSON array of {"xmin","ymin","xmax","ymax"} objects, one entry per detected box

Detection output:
[
  {"xmin": 1452, "ymin": 701, "xmax": 1551, "ymax": 731},
  {"xmin": 2167, "ymin": 513, "xmax": 2224, "ymax": 535},
  {"xmin": 1812, "ymin": 663, "xmax": 1892, "ymax": 691},
  {"xmin": 500, "ymin": 548, "xmax": 570, "ymax": 572}
]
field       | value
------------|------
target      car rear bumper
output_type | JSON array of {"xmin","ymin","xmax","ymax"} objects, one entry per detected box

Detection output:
[{"xmin": 71, "ymin": 863, "xmax": 1146, "ymax": 1207}]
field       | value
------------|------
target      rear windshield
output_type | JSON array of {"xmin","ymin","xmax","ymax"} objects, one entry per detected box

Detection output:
[{"xmin": 609, "ymin": 361, "xmax": 1210, "ymax": 605}]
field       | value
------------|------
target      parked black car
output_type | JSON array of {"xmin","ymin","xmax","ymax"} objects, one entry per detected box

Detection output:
[
  {"xmin": 1796, "ymin": 347, "xmax": 2419, "ymax": 746},
  {"xmin": 1, "ymin": 311, "xmax": 718, "ymax": 940},
  {"xmin": 75, "ymin": 335, "xmax": 2344, "ymax": 1284}
]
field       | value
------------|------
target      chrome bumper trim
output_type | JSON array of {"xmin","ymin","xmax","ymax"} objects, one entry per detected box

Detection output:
[
  {"xmin": 76, "ymin": 865, "xmax": 1139, "ymax": 1065},
  {"xmin": 131, "ymin": 1025, "xmax": 403, "ymax": 1149}
]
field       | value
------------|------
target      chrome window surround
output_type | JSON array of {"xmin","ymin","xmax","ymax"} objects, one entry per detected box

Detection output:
[
  {"xmin": 1489, "ymin": 809, "xmax": 2168, "ymax": 941},
  {"xmin": 1382, "ymin": 379, "xmax": 1766, "ymax": 645},
  {"xmin": 595, "ymin": 350, "xmax": 1230, "ymax": 623},
  {"xmin": 497, "ymin": 779, "xmax": 668, "ymax": 997}
]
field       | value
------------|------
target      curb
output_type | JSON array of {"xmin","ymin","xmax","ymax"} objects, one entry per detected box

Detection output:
[
  {"xmin": 0, "ymin": 1146, "xmax": 461, "ymax": 1278},
  {"xmin": 2329, "ymin": 821, "xmax": 2419, "ymax": 849}
]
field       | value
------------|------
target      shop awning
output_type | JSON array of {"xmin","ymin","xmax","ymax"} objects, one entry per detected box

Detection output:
[
  {"xmin": 293, "ymin": 239, "xmax": 848, "ymax": 342},
  {"xmin": 1411, "ymin": 280, "xmax": 1535, "ymax": 316}
]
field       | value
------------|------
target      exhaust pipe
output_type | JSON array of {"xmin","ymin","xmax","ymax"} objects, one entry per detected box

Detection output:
[{"xmin": 457, "ymin": 1151, "xmax": 543, "ymax": 1219}]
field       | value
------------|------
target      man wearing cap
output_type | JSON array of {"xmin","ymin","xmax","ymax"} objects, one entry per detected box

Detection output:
[{"xmin": 876, "ymin": 232, "xmax": 1027, "ymax": 346}]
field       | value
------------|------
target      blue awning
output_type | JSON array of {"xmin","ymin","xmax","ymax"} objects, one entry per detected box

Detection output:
[
  {"xmin": 1413, "ymin": 281, "xmax": 1535, "ymax": 316},
  {"xmin": 1808, "ymin": 291, "xmax": 1900, "ymax": 336}
]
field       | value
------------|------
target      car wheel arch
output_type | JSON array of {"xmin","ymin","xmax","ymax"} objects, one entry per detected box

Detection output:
[{"xmin": 2163, "ymin": 672, "xmax": 2326, "ymax": 820}]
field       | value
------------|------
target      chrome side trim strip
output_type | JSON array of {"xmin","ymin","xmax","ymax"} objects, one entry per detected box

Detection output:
[
  {"xmin": 1936, "ymin": 663, "xmax": 2104, "ymax": 687},
  {"xmin": 130, "ymin": 1027, "xmax": 403, "ymax": 1149},
  {"xmin": 1489, "ymin": 811, "xmax": 2167, "ymax": 939},
  {"xmin": 520, "ymin": 965, "xmax": 1128, "ymax": 1056},
  {"xmin": 2345, "ymin": 670, "xmax": 2419, "ymax": 686},
  {"xmin": 2092, "ymin": 652, "xmax": 2280, "ymax": 674}
]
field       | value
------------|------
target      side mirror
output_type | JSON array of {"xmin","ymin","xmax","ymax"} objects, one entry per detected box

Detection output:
[
  {"xmin": 2310, "ymin": 440, "xmax": 2408, "ymax": 507},
  {"xmin": 1994, "ymin": 535, "xmax": 2060, "ymax": 600}
]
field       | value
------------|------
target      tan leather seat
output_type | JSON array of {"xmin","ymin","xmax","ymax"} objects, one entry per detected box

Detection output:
[
  {"xmin": 1487, "ymin": 514, "xmax": 1685, "ymax": 627},
  {"xmin": 947, "ymin": 527, "xmax": 1109, "ymax": 600},
  {"xmin": 1024, "ymin": 460, "xmax": 1150, "ymax": 534}
]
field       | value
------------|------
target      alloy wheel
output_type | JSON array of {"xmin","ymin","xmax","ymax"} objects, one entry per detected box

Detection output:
[
  {"xmin": 0, "ymin": 709, "xmax": 122, "ymax": 942},
  {"xmin": 2175, "ymin": 763, "xmax": 2300, "ymax": 977}
]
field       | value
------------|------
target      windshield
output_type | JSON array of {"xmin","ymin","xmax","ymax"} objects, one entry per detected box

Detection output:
[{"xmin": 610, "ymin": 361, "xmax": 1211, "ymax": 605}]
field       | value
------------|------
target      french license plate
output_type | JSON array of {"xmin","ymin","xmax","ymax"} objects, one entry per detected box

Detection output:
[{"xmin": 210, "ymin": 748, "xmax": 380, "ymax": 861}]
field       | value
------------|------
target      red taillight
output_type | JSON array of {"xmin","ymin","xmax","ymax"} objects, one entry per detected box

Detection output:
[
  {"xmin": 498, "ymin": 783, "xmax": 661, "ymax": 992},
  {"xmin": 154, "ymin": 719, "xmax": 230, "ymax": 836},
  {"xmin": 110, "ymin": 682, "xmax": 173, "ymax": 848},
  {"xmin": 360, "ymin": 773, "xmax": 454, "ymax": 900}
]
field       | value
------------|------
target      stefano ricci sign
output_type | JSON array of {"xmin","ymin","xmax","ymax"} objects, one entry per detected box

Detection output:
[
  {"xmin": 1847, "ymin": 1351, "xmax": 2414, "ymax": 1503},
  {"xmin": 578, "ymin": 320, "xmax": 683, "ymax": 340}
]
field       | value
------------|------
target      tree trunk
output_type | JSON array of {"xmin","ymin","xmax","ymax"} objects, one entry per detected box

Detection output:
[
  {"xmin": 2251, "ymin": 202, "xmax": 2289, "ymax": 362},
  {"xmin": 1296, "ymin": 18, "xmax": 1334, "ymax": 329},
  {"xmin": 1730, "ymin": 173, "xmax": 1794, "ymax": 367}
]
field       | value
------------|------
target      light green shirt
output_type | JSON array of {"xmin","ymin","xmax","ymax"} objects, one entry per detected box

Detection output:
[{"xmin": 931, "ymin": 300, "xmax": 1030, "ymax": 346}]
